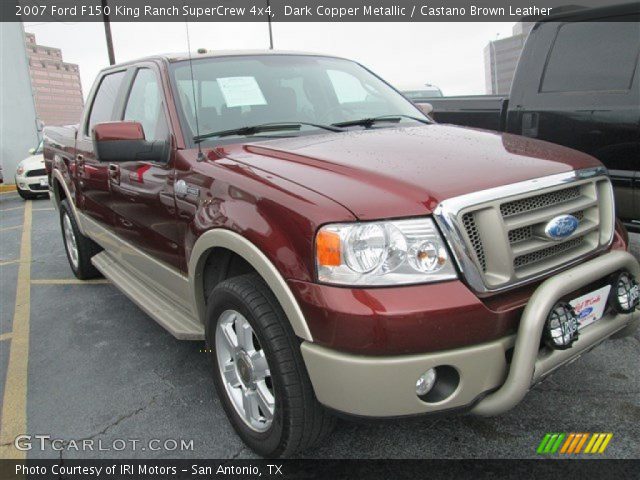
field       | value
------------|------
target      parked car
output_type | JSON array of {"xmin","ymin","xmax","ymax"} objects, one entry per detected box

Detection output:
[
  {"xmin": 0, "ymin": 164, "xmax": 3, "ymax": 184},
  {"xmin": 400, "ymin": 83, "xmax": 443, "ymax": 102},
  {"xmin": 423, "ymin": 3, "xmax": 640, "ymax": 231},
  {"xmin": 44, "ymin": 50, "xmax": 639, "ymax": 457},
  {"xmin": 15, "ymin": 140, "xmax": 48, "ymax": 199}
]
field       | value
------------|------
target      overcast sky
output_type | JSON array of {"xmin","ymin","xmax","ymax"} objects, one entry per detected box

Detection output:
[{"xmin": 24, "ymin": 21, "xmax": 516, "ymax": 97}]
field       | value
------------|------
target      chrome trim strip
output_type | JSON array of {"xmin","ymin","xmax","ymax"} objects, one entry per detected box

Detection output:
[{"xmin": 433, "ymin": 167, "xmax": 613, "ymax": 294}]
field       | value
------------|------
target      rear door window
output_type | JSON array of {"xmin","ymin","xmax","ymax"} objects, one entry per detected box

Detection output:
[
  {"xmin": 540, "ymin": 21, "xmax": 640, "ymax": 93},
  {"xmin": 87, "ymin": 70, "xmax": 126, "ymax": 135}
]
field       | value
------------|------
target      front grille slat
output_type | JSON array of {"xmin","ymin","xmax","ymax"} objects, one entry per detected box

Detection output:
[
  {"xmin": 514, "ymin": 237, "xmax": 584, "ymax": 269},
  {"xmin": 500, "ymin": 186, "xmax": 581, "ymax": 217},
  {"xmin": 462, "ymin": 212, "xmax": 487, "ymax": 272}
]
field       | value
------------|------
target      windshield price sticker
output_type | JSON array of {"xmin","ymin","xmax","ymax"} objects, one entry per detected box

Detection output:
[{"xmin": 217, "ymin": 76, "xmax": 267, "ymax": 108}]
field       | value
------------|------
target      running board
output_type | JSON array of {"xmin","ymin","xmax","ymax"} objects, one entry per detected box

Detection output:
[{"xmin": 91, "ymin": 251, "xmax": 204, "ymax": 340}]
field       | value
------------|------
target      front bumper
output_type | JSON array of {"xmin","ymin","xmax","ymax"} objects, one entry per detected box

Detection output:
[
  {"xmin": 15, "ymin": 173, "xmax": 49, "ymax": 193},
  {"xmin": 301, "ymin": 250, "xmax": 639, "ymax": 417}
]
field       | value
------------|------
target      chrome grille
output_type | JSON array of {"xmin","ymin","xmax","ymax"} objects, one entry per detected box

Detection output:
[{"xmin": 434, "ymin": 169, "xmax": 615, "ymax": 293}]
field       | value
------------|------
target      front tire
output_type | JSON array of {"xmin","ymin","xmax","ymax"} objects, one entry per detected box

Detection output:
[
  {"xmin": 205, "ymin": 273, "xmax": 335, "ymax": 457},
  {"xmin": 59, "ymin": 199, "xmax": 102, "ymax": 279}
]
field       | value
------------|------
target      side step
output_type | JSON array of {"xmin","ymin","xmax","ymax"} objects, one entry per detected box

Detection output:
[{"xmin": 91, "ymin": 251, "xmax": 204, "ymax": 340}]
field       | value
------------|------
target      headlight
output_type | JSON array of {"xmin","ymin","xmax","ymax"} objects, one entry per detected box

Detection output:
[
  {"xmin": 316, "ymin": 218, "xmax": 457, "ymax": 286},
  {"xmin": 16, "ymin": 165, "xmax": 25, "ymax": 175}
]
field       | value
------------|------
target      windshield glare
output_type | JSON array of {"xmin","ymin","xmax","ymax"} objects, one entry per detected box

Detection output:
[{"xmin": 170, "ymin": 55, "xmax": 427, "ymax": 142}]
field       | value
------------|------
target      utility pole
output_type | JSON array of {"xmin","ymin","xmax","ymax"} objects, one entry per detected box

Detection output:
[
  {"xmin": 266, "ymin": 0, "xmax": 274, "ymax": 49},
  {"xmin": 102, "ymin": 0, "xmax": 115, "ymax": 65}
]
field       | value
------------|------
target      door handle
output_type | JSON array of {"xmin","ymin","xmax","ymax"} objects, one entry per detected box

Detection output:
[{"xmin": 108, "ymin": 163, "xmax": 120, "ymax": 185}]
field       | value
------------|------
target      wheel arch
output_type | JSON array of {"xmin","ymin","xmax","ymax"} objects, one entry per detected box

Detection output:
[
  {"xmin": 189, "ymin": 229, "xmax": 313, "ymax": 342},
  {"xmin": 52, "ymin": 169, "xmax": 87, "ymax": 236}
]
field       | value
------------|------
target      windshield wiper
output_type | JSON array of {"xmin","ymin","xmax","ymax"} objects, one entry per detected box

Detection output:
[
  {"xmin": 332, "ymin": 114, "xmax": 431, "ymax": 129},
  {"xmin": 194, "ymin": 122, "xmax": 344, "ymax": 143}
]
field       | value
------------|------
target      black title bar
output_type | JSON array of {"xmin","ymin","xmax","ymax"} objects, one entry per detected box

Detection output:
[
  {"xmin": 1, "ymin": 459, "xmax": 640, "ymax": 480},
  {"xmin": 1, "ymin": 0, "xmax": 633, "ymax": 22}
]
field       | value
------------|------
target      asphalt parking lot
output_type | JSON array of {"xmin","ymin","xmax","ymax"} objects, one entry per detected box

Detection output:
[{"xmin": 0, "ymin": 191, "xmax": 639, "ymax": 460}]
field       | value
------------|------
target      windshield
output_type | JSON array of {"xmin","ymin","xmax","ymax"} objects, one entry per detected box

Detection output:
[{"xmin": 169, "ymin": 55, "xmax": 428, "ymax": 144}]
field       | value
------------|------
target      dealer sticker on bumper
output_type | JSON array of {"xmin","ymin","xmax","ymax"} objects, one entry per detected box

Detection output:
[
  {"xmin": 39, "ymin": 178, "xmax": 48, "ymax": 187},
  {"xmin": 570, "ymin": 285, "xmax": 611, "ymax": 330}
]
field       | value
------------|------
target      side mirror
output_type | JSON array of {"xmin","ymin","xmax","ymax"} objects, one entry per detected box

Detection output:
[
  {"xmin": 28, "ymin": 148, "xmax": 36, "ymax": 155},
  {"xmin": 93, "ymin": 121, "xmax": 170, "ymax": 163},
  {"xmin": 417, "ymin": 102, "xmax": 433, "ymax": 115}
]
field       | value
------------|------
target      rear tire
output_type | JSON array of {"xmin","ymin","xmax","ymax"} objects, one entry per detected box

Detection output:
[
  {"xmin": 59, "ymin": 199, "xmax": 102, "ymax": 279},
  {"xmin": 205, "ymin": 273, "xmax": 335, "ymax": 457}
]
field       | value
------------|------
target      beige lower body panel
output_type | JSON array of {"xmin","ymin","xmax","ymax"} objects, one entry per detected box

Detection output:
[{"xmin": 300, "ymin": 337, "xmax": 512, "ymax": 417}]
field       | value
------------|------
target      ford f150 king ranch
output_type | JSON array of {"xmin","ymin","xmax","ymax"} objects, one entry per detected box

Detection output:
[{"xmin": 44, "ymin": 50, "xmax": 640, "ymax": 457}]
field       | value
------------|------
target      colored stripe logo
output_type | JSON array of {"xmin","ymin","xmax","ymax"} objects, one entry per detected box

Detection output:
[{"xmin": 537, "ymin": 433, "xmax": 613, "ymax": 454}]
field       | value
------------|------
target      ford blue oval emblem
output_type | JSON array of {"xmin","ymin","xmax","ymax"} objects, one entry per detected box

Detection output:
[
  {"xmin": 578, "ymin": 307, "xmax": 593, "ymax": 319},
  {"xmin": 544, "ymin": 214, "xmax": 579, "ymax": 240}
]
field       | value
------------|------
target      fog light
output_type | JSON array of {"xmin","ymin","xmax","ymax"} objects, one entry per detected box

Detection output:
[
  {"xmin": 544, "ymin": 302, "xmax": 579, "ymax": 350},
  {"xmin": 609, "ymin": 271, "xmax": 640, "ymax": 313},
  {"xmin": 415, "ymin": 368, "xmax": 437, "ymax": 396}
]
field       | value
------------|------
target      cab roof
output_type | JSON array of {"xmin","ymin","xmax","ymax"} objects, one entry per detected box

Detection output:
[{"xmin": 103, "ymin": 50, "xmax": 345, "ymax": 71}]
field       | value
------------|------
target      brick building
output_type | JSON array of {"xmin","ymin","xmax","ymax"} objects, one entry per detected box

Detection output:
[{"xmin": 25, "ymin": 32, "xmax": 84, "ymax": 126}]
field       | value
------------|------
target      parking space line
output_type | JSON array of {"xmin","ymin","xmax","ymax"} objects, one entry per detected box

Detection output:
[
  {"xmin": 0, "ymin": 225, "xmax": 22, "ymax": 232},
  {"xmin": 0, "ymin": 260, "xmax": 19, "ymax": 267},
  {"xmin": 32, "ymin": 208, "xmax": 55, "ymax": 212},
  {"xmin": 0, "ymin": 206, "xmax": 24, "ymax": 213},
  {"xmin": 31, "ymin": 279, "xmax": 111, "ymax": 285},
  {"xmin": 0, "ymin": 201, "xmax": 32, "ymax": 459},
  {"xmin": 0, "ymin": 333, "xmax": 12, "ymax": 342}
]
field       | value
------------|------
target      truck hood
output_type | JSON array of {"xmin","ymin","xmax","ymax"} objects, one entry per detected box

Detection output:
[{"xmin": 225, "ymin": 124, "xmax": 602, "ymax": 220}]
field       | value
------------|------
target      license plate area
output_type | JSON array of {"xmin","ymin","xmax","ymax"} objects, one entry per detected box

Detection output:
[{"xmin": 570, "ymin": 285, "xmax": 611, "ymax": 330}]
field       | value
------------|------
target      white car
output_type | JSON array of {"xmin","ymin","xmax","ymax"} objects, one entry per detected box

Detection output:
[{"xmin": 15, "ymin": 140, "xmax": 49, "ymax": 200}]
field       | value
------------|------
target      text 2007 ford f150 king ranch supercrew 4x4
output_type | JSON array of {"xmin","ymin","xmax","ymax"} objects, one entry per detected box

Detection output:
[{"xmin": 44, "ymin": 51, "xmax": 640, "ymax": 457}]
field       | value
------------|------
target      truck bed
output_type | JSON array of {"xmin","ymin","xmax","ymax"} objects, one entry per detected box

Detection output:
[{"xmin": 422, "ymin": 96, "xmax": 508, "ymax": 132}]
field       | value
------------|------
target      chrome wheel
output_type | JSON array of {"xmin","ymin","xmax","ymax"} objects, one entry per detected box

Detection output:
[
  {"xmin": 215, "ymin": 309, "xmax": 275, "ymax": 432},
  {"xmin": 63, "ymin": 212, "xmax": 79, "ymax": 269}
]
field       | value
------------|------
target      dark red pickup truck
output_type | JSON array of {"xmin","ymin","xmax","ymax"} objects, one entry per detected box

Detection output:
[{"xmin": 44, "ymin": 51, "xmax": 639, "ymax": 457}]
